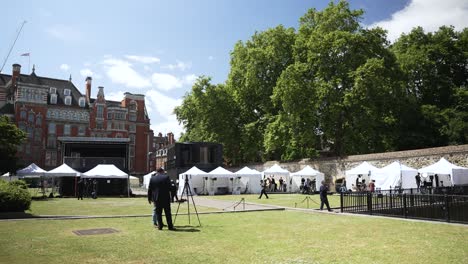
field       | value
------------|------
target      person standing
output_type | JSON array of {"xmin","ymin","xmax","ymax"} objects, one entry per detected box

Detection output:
[
  {"xmin": 258, "ymin": 180, "xmax": 269, "ymax": 199},
  {"xmin": 278, "ymin": 177, "xmax": 284, "ymax": 192},
  {"xmin": 368, "ymin": 180, "xmax": 375, "ymax": 193},
  {"xmin": 148, "ymin": 168, "xmax": 174, "ymax": 230},
  {"xmin": 319, "ymin": 181, "xmax": 331, "ymax": 212},
  {"xmin": 77, "ymin": 178, "xmax": 84, "ymax": 200},
  {"xmin": 170, "ymin": 180, "xmax": 178, "ymax": 203},
  {"xmin": 415, "ymin": 173, "xmax": 421, "ymax": 192}
]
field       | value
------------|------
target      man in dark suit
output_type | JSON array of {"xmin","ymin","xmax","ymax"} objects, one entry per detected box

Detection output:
[
  {"xmin": 319, "ymin": 181, "xmax": 332, "ymax": 212},
  {"xmin": 148, "ymin": 168, "xmax": 174, "ymax": 230}
]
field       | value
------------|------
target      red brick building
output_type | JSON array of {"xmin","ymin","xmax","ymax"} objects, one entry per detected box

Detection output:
[
  {"xmin": 151, "ymin": 132, "xmax": 175, "ymax": 170},
  {"xmin": 0, "ymin": 64, "xmax": 153, "ymax": 176}
]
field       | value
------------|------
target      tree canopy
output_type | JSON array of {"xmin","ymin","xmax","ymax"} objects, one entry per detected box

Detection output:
[
  {"xmin": 0, "ymin": 116, "xmax": 26, "ymax": 174},
  {"xmin": 176, "ymin": 1, "xmax": 467, "ymax": 165}
]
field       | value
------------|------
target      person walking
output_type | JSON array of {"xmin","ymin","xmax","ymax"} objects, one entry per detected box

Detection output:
[
  {"xmin": 319, "ymin": 181, "xmax": 331, "ymax": 212},
  {"xmin": 258, "ymin": 180, "xmax": 269, "ymax": 199},
  {"xmin": 148, "ymin": 167, "xmax": 175, "ymax": 230},
  {"xmin": 415, "ymin": 173, "xmax": 421, "ymax": 192}
]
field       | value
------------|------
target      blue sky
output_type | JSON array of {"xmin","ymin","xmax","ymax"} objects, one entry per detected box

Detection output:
[{"xmin": 2, "ymin": 0, "xmax": 467, "ymax": 138}]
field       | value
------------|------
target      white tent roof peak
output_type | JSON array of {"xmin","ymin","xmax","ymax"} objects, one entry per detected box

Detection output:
[
  {"xmin": 381, "ymin": 161, "xmax": 417, "ymax": 172},
  {"xmin": 82, "ymin": 164, "xmax": 128, "ymax": 178},
  {"xmin": 291, "ymin": 165, "xmax": 323, "ymax": 176},
  {"xmin": 346, "ymin": 161, "xmax": 380, "ymax": 176},
  {"xmin": 208, "ymin": 166, "xmax": 233, "ymax": 175},
  {"xmin": 16, "ymin": 163, "xmax": 47, "ymax": 176},
  {"xmin": 181, "ymin": 166, "xmax": 207, "ymax": 175},
  {"xmin": 419, "ymin": 158, "xmax": 467, "ymax": 174},
  {"xmin": 236, "ymin": 167, "xmax": 261, "ymax": 175},
  {"xmin": 263, "ymin": 164, "xmax": 290, "ymax": 174},
  {"xmin": 46, "ymin": 163, "xmax": 81, "ymax": 177}
]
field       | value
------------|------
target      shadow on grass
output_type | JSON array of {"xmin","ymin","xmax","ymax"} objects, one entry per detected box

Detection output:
[
  {"xmin": 0, "ymin": 212, "xmax": 36, "ymax": 219},
  {"xmin": 173, "ymin": 225, "xmax": 201, "ymax": 232}
]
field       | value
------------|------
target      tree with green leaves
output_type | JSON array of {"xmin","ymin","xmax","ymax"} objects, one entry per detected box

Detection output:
[{"xmin": 0, "ymin": 116, "xmax": 26, "ymax": 175}]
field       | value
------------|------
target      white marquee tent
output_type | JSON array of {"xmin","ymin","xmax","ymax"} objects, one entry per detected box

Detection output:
[
  {"xmin": 345, "ymin": 162, "xmax": 382, "ymax": 190},
  {"xmin": 376, "ymin": 161, "xmax": 418, "ymax": 190},
  {"xmin": 82, "ymin": 164, "xmax": 128, "ymax": 179},
  {"xmin": 16, "ymin": 163, "xmax": 47, "ymax": 178},
  {"xmin": 290, "ymin": 166, "xmax": 325, "ymax": 192},
  {"xmin": 235, "ymin": 167, "xmax": 262, "ymax": 194},
  {"xmin": 1, "ymin": 172, "xmax": 20, "ymax": 181},
  {"xmin": 263, "ymin": 164, "xmax": 290, "ymax": 182},
  {"xmin": 177, "ymin": 166, "xmax": 207, "ymax": 196},
  {"xmin": 207, "ymin": 166, "xmax": 234, "ymax": 195},
  {"xmin": 143, "ymin": 171, "xmax": 156, "ymax": 189},
  {"xmin": 419, "ymin": 158, "xmax": 468, "ymax": 186}
]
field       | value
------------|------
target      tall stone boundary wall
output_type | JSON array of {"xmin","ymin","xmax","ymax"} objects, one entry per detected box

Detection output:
[{"xmin": 231, "ymin": 145, "xmax": 468, "ymax": 189}]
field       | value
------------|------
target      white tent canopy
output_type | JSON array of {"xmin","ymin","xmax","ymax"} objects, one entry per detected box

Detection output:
[
  {"xmin": 82, "ymin": 164, "xmax": 128, "ymax": 179},
  {"xmin": 178, "ymin": 166, "xmax": 208, "ymax": 195},
  {"xmin": 207, "ymin": 166, "xmax": 234, "ymax": 195},
  {"xmin": 419, "ymin": 158, "xmax": 468, "ymax": 186},
  {"xmin": 263, "ymin": 164, "xmax": 290, "ymax": 182},
  {"xmin": 290, "ymin": 165, "xmax": 325, "ymax": 192},
  {"xmin": 345, "ymin": 162, "xmax": 381, "ymax": 190},
  {"xmin": 46, "ymin": 163, "xmax": 82, "ymax": 177},
  {"xmin": 16, "ymin": 163, "xmax": 47, "ymax": 177},
  {"xmin": 376, "ymin": 161, "xmax": 418, "ymax": 190},
  {"xmin": 235, "ymin": 167, "xmax": 262, "ymax": 194},
  {"xmin": 143, "ymin": 171, "xmax": 156, "ymax": 189}
]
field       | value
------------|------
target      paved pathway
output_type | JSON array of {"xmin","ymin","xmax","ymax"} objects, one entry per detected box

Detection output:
[{"xmin": 191, "ymin": 196, "xmax": 283, "ymax": 212}]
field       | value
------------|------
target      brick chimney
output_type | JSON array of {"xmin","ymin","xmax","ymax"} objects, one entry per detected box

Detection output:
[
  {"xmin": 85, "ymin": 77, "xmax": 92, "ymax": 103},
  {"xmin": 168, "ymin": 132, "xmax": 175, "ymax": 144},
  {"xmin": 12, "ymin": 63, "xmax": 21, "ymax": 87}
]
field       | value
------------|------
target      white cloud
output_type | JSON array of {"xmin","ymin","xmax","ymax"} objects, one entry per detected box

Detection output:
[
  {"xmin": 104, "ymin": 90, "xmax": 125, "ymax": 102},
  {"xmin": 208, "ymin": 56, "xmax": 214, "ymax": 61},
  {"xmin": 146, "ymin": 90, "xmax": 184, "ymax": 139},
  {"xmin": 45, "ymin": 24, "xmax": 83, "ymax": 42},
  {"xmin": 80, "ymin": 68, "xmax": 94, "ymax": 77},
  {"xmin": 125, "ymin": 55, "xmax": 160, "ymax": 64},
  {"xmin": 102, "ymin": 58, "xmax": 151, "ymax": 88},
  {"xmin": 151, "ymin": 73, "xmax": 197, "ymax": 91},
  {"xmin": 60, "ymin": 64, "xmax": 70, "ymax": 71},
  {"xmin": 370, "ymin": 0, "xmax": 468, "ymax": 42},
  {"xmin": 162, "ymin": 60, "xmax": 192, "ymax": 71}
]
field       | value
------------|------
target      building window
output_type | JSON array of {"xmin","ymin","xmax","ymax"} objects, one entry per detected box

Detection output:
[
  {"xmin": 129, "ymin": 101, "xmax": 137, "ymax": 111},
  {"xmin": 36, "ymin": 115, "xmax": 42, "ymax": 126},
  {"xmin": 20, "ymin": 110, "xmax": 27, "ymax": 120},
  {"xmin": 107, "ymin": 112, "xmax": 113, "ymax": 119},
  {"xmin": 45, "ymin": 151, "xmax": 57, "ymax": 166},
  {"xmin": 47, "ymin": 136, "xmax": 56, "ymax": 148},
  {"xmin": 129, "ymin": 113, "xmax": 136, "ymax": 121},
  {"xmin": 129, "ymin": 134, "xmax": 136, "ymax": 144},
  {"xmin": 18, "ymin": 122, "xmax": 26, "ymax": 132},
  {"xmin": 28, "ymin": 112, "xmax": 34, "ymax": 123},
  {"xmin": 50, "ymin": 87, "xmax": 56, "ymax": 94},
  {"xmin": 115, "ymin": 112, "xmax": 126, "ymax": 120},
  {"xmin": 129, "ymin": 124, "xmax": 136, "ymax": 132},
  {"xmin": 64, "ymin": 89, "xmax": 71, "ymax": 96},
  {"xmin": 78, "ymin": 126, "xmax": 85, "ymax": 136},
  {"xmin": 64, "ymin": 124, "xmax": 71, "ymax": 136},
  {"xmin": 129, "ymin": 146, "xmax": 135, "ymax": 157},
  {"xmin": 79, "ymin": 97, "xmax": 86, "ymax": 107},
  {"xmin": 50, "ymin": 94, "xmax": 57, "ymax": 104},
  {"xmin": 97, "ymin": 105, "xmax": 104, "ymax": 118},
  {"xmin": 96, "ymin": 121, "xmax": 103, "ymax": 130},
  {"xmin": 27, "ymin": 127, "xmax": 34, "ymax": 140},
  {"xmin": 48, "ymin": 123, "xmax": 56, "ymax": 134},
  {"xmin": 65, "ymin": 96, "xmax": 72, "ymax": 106},
  {"xmin": 34, "ymin": 128, "xmax": 42, "ymax": 142}
]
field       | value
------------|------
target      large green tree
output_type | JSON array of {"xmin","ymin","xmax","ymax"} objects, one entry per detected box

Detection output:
[
  {"xmin": 269, "ymin": 1, "xmax": 404, "ymax": 158},
  {"xmin": 226, "ymin": 25, "xmax": 296, "ymax": 162},
  {"xmin": 0, "ymin": 116, "xmax": 26, "ymax": 174},
  {"xmin": 392, "ymin": 26, "xmax": 468, "ymax": 148}
]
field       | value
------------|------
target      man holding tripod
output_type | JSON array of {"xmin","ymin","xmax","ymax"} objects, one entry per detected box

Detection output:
[{"xmin": 148, "ymin": 167, "xmax": 175, "ymax": 231}]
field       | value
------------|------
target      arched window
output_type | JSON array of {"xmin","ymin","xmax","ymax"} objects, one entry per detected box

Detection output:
[
  {"xmin": 20, "ymin": 109, "xmax": 27, "ymax": 120},
  {"xmin": 36, "ymin": 114, "xmax": 42, "ymax": 126},
  {"xmin": 28, "ymin": 112, "xmax": 35, "ymax": 123}
]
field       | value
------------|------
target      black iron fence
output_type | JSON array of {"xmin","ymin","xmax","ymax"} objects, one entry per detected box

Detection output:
[{"xmin": 340, "ymin": 191, "xmax": 468, "ymax": 224}]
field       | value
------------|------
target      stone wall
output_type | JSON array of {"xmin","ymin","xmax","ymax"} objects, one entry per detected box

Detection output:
[{"xmin": 231, "ymin": 144, "xmax": 468, "ymax": 188}]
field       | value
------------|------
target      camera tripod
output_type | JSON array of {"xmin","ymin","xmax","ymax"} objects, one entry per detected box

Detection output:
[{"xmin": 174, "ymin": 175, "xmax": 201, "ymax": 226}]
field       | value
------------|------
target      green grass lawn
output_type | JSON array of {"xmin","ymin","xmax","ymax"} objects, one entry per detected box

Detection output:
[
  {"xmin": 0, "ymin": 210, "xmax": 467, "ymax": 264},
  {"xmin": 26, "ymin": 197, "xmax": 217, "ymax": 216},
  {"xmin": 208, "ymin": 193, "xmax": 341, "ymax": 209}
]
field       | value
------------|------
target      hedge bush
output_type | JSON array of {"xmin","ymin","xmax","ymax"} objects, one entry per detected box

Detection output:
[{"xmin": 0, "ymin": 180, "xmax": 32, "ymax": 212}]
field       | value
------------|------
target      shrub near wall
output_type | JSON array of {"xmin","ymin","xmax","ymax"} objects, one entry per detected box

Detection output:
[{"xmin": 0, "ymin": 180, "xmax": 31, "ymax": 212}]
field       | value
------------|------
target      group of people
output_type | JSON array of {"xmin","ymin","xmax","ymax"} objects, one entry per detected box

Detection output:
[
  {"xmin": 351, "ymin": 175, "xmax": 375, "ymax": 192},
  {"xmin": 263, "ymin": 176, "xmax": 287, "ymax": 192},
  {"xmin": 147, "ymin": 167, "xmax": 175, "ymax": 231},
  {"xmin": 77, "ymin": 178, "xmax": 98, "ymax": 200},
  {"xmin": 415, "ymin": 172, "xmax": 444, "ymax": 192},
  {"xmin": 300, "ymin": 177, "xmax": 317, "ymax": 194}
]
